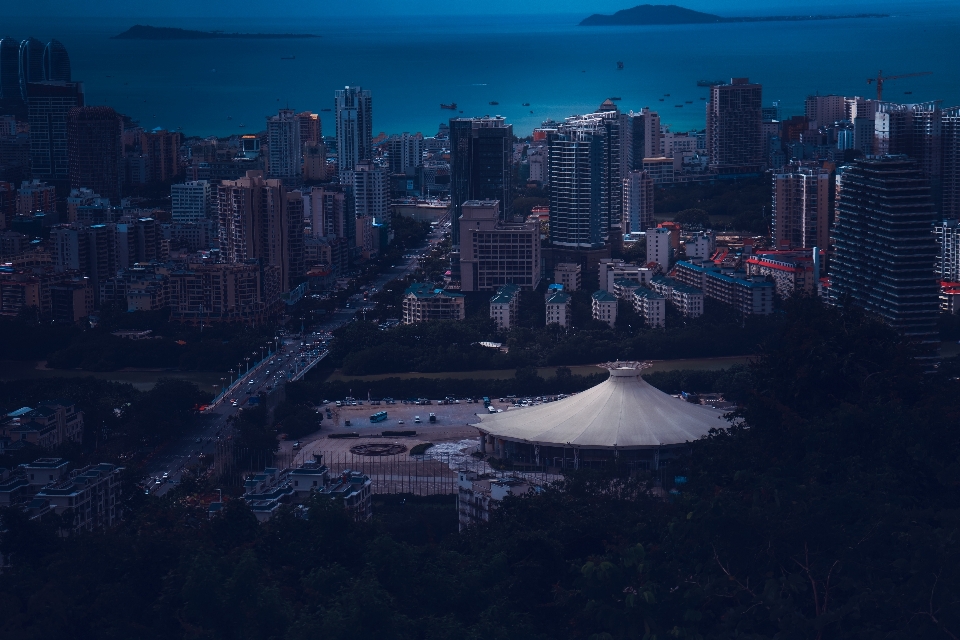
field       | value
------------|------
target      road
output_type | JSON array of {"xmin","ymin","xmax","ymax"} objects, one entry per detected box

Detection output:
[{"xmin": 144, "ymin": 222, "xmax": 449, "ymax": 495}]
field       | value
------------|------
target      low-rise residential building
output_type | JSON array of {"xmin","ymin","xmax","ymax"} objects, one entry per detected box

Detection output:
[
  {"xmin": 318, "ymin": 470, "xmax": 373, "ymax": 522},
  {"xmin": 591, "ymin": 289, "xmax": 618, "ymax": 327},
  {"xmin": 745, "ymin": 249, "xmax": 818, "ymax": 298},
  {"xmin": 402, "ymin": 282, "xmax": 466, "ymax": 324},
  {"xmin": 457, "ymin": 470, "xmax": 532, "ymax": 531},
  {"xmin": 0, "ymin": 401, "xmax": 84, "ymax": 449},
  {"xmin": 34, "ymin": 463, "xmax": 123, "ymax": 534},
  {"xmin": 685, "ymin": 230, "xmax": 716, "ymax": 260},
  {"xmin": 669, "ymin": 282, "xmax": 705, "ymax": 318},
  {"xmin": 289, "ymin": 459, "xmax": 329, "ymax": 496},
  {"xmin": 612, "ymin": 277, "xmax": 643, "ymax": 301},
  {"xmin": 599, "ymin": 259, "xmax": 653, "ymax": 292},
  {"xmin": 632, "ymin": 287, "xmax": 666, "ymax": 328},
  {"xmin": 673, "ymin": 260, "xmax": 774, "ymax": 315},
  {"xmin": 545, "ymin": 290, "xmax": 571, "ymax": 327},
  {"xmin": 489, "ymin": 284, "xmax": 520, "ymax": 330},
  {"xmin": 553, "ymin": 262, "xmax": 581, "ymax": 291}
]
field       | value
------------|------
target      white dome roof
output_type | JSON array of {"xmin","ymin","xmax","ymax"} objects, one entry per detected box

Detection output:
[{"xmin": 474, "ymin": 365, "xmax": 727, "ymax": 449}]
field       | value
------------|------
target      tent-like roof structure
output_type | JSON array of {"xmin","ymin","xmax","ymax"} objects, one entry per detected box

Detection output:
[{"xmin": 473, "ymin": 363, "xmax": 727, "ymax": 450}]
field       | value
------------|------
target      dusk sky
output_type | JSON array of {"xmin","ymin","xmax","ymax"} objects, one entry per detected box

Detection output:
[{"xmin": 9, "ymin": 0, "xmax": 944, "ymax": 18}]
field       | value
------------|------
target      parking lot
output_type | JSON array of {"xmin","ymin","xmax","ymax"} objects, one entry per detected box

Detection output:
[{"xmin": 324, "ymin": 398, "xmax": 510, "ymax": 435}]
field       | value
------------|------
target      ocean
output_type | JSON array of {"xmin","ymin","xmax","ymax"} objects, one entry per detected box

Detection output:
[{"xmin": 5, "ymin": 3, "xmax": 960, "ymax": 139}]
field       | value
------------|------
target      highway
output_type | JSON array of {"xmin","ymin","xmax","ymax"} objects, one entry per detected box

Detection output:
[{"xmin": 144, "ymin": 222, "xmax": 448, "ymax": 495}]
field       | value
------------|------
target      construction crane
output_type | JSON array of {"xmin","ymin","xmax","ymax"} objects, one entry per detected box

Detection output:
[{"xmin": 867, "ymin": 70, "xmax": 932, "ymax": 101}]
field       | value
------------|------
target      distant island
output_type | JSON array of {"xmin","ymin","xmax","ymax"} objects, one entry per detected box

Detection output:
[
  {"xmin": 579, "ymin": 4, "xmax": 889, "ymax": 26},
  {"xmin": 112, "ymin": 25, "xmax": 319, "ymax": 40}
]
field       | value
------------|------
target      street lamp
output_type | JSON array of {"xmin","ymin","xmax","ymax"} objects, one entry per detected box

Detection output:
[
  {"xmin": 245, "ymin": 356, "xmax": 251, "ymax": 373},
  {"xmin": 220, "ymin": 377, "xmax": 226, "ymax": 395},
  {"xmin": 228, "ymin": 369, "xmax": 235, "ymax": 385}
]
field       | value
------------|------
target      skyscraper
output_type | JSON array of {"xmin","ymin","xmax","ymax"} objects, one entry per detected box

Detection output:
[
  {"xmin": 266, "ymin": 108, "xmax": 301, "ymax": 182},
  {"xmin": 28, "ymin": 81, "xmax": 85, "ymax": 191},
  {"xmin": 171, "ymin": 180, "xmax": 214, "ymax": 223},
  {"xmin": 619, "ymin": 108, "xmax": 660, "ymax": 174},
  {"xmin": 875, "ymin": 101, "xmax": 944, "ymax": 208},
  {"xmin": 706, "ymin": 78, "xmax": 763, "ymax": 174},
  {"xmin": 548, "ymin": 106, "xmax": 621, "ymax": 249},
  {"xmin": 18, "ymin": 38, "xmax": 44, "ymax": 103},
  {"xmin": 622, "ymin": 170, "xmax": 654, "ymax": 234},
  {"xmin": 303, "ymin": 185, "xmax": 347, "ymax": 239},
  {"xmin": 67, "ymin": 106, "xmax": 123, "ymax": 202},
  {"xmin": 296, "ymin": 111, "xmax": 321, "ymax": 148},
  {"xmin": 0, "ymin": 39, "xmax": 22, "ymax": 113},
  {"xmin": 385, "ymin": 132, "xmax": 424, "ymax": 174},
  {"xmin": 830, "ymin": 156, "xmax": 940, "ymax": 343},
  {"xmin": 771, "ymin": 165, "xmax": 830, "ymax": 250},
  {"xmin": 218, "ymin": 170, "xmax": 299, "ymax": 292},
  {"xmin": 334, "ymin": 86, "xmax": 372, "ymax": 177},
  {"xmin": 42, "ymin": 40, "xmax": 71, "ymax": 82},
  {"xmin": 943, "ymin": 106, "xmax": 960, "ymax": 221},
  {"xmin": 349, "ymin": 160, "xmax": 390, "ymax": 231},
  {"xmin": 449, "ymin": 116, "xmax": 513, "ymax": 246}
]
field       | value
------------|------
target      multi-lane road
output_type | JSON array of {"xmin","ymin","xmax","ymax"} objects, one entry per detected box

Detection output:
[{"xmin": 144, "ymin": 223, "xmax": 448, "ymax": 495}]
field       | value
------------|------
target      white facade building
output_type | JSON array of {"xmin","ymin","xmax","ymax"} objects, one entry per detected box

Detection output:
[
  {"xmin": 646, "ymin": 227, "xmax": 672, "ymax": 272},
  {"xmin": 685, "ymin": 230, "xmax": 716, "ymax": 261},
  {"xmin": 623, "ymin": 170, "xmax": 654, "ymax": 234},
  {"xmin": 266, "ymin": 109, "xmax": 302, "ymax": 181},
  {"xmin": 545, "ymin": 291, "xmax": 571, "ymax": 327},
  {"xmin": 936, "ymin": 220, "xmax": 960, "ymax": 283},
  {"xmin": 171, "ymin": 180, "xmax": 213, "ymax": 224},
  {"xmin": 591, "ymin": 289, "xmax": 618, "ymax": 327},
  {"xmin": 553, "ymin": 262, "xmax": 581, "ymax": 291},
  {"xmin": 490, "ymin": 284, "xmax": 520, "ymax": 330},
  {"xmin": 632, "ymin": 288, "xmax": 666, "ymax": 328}
]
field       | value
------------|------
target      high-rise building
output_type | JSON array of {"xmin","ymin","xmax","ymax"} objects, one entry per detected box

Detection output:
[
  {"xmin": 42, "ymin": 40, "xmax": 70, "ymax": 82},
  {"xmin": 218, "ymin": 170, "xmax": 299, "ymax": 292},
  {"xmin": 830, "ymin": 156, "xmax": 940, "ymax": 344},
  {"xmin": 138, "ymin": 128, "xmax": 181, "ymax": 183},
  {"xmin": 304, "ymin": 185, "xmax": 348, "ymax": 239},
  {"xmin": 16, "ymin": 179, "xmax": 56, "ymax": 214},
  {"xmin": 706, "ymin": 78, "xmax": 763, "ymax": 174},
  {"xmin": 548, "ymin": 106, "xmax": 621, "ymax": 249},
  {"xmin": 458, "ymin": 199, "xmax": 540, "ymax": 292},
  {"xmin": 335, "ymin": 86, "xmax": 372, "ymax": 179},
  {"xmin": 66, "ymin": 106, "xmax": 123, "ymax": 203},
  {"xmin": 619, "ymin": 108, "xmax": 660, "ymax": 173},
  {"xmin": 935, "ymin": 220, "xmax": 960, "ymax": 283},
  {"xmin": 27, "ymin": 81, "xmax": 84, "ymax": 190},
  {"xmin": 302, "ymin": 141, "xmax": 327, "ymax": 182},
  {"xmin": 266, "ymin": 108, "xmax": 301, "ymax": 182},
  {"xmin": 296, "ymin": 111, "xmax": 321, "ymax": 148},
  {"xmin": 171, "ymin": 180, "xmax": 214, "ymax": 223},
  {"xmin": 285, "ymin": 191, "xmax": 305, "ymax": 289},
  {"xmin": 0, "ymin": 39, "xmax": 22, "ymax": 114},
  {"xmin": 18, "ymin": 38, "xmax": 45, "ymax": 103},
  {"xmin": 804, "ymin": 94, "xmax": 845, "ymax": 128},
  {"xmin": 349, "ymin": 160, "xmax": 390, "ymax": 230},
  {"xmin": 943, "ymin": 106, "xmax": 960, "ymax": 221},
  {"xmin": 647, "ymin": 227, "xmax": 671, "ymax": 271},
  {"xmin": 875, "ymin": 101, "xmax": 944, "ymax": 210},
  {"xmin": 385, "ymin": 132, "xmax": 424, "ymax": 174},
  {"xmin": 772, "ymin": 165, "xmax": 830, "ymax": 250},
  {"xmin": 449, "ymin": 116, "xmax": 512, "ymax": 246},
  {"xmin": 622, "ymin": 170, "xmax": 654, "ymax": 234}
]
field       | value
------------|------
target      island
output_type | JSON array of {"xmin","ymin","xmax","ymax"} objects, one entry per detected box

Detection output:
[
  {"xmin": 579, "ymin": 4, "xmax": 889, "ymax": 26},
  {"xmin": 112, "ymin": 25, "xmax": 319, "ymax": 40}
]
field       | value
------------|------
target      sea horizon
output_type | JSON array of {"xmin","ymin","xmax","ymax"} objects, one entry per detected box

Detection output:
[{"xmin": 5, "ymin": 4, "xmax": 959, "ymax": 139}]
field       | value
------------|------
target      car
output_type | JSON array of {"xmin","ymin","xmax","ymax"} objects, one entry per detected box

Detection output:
[
  {"xmin": 414, "ymin": 416, "xmax": 422, "ymax": 424},
  {"xmin": 398, "ymin": 419, "xmax": 404, "ymax": 425},
  {"xmin": 195, "ymin": 437, "xmax": 202, "ymax": 443}
]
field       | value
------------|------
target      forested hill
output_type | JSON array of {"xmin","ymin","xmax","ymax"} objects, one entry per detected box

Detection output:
[{"xmin": 580, "ymin": 4, "xmax": 888, "ymax": 26}]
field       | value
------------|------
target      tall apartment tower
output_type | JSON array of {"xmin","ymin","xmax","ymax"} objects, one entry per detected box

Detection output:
[
  {"xmin": 935, "ymin": 220, "xmax": 960, "ymax": 283},
  {"xmin": 296, "ymin": 111, "xmax": 321, "ymax": 147},
  {"xmin": 304, "ymin": 185, "xmax": 348, "ymax": 239},
  {"xmin": 804, "ymin": 94, "xmax": 845, "ymax": 128},
  {"xmin": 27, "ymin": 80, "xmax": 84, "ymax": 191},
  {"xmin": 171, "ymin": 180, "xmax": 214, "ymax": 223},
  {"xmin": 875, "ymin": 101, "xmax": 944, "ymax": 208},
  {"xmin": 266, "ymin": 108, "xmax": 301, "ymax": 182},
  {"xmin": 349, "ymin": 160, "xmax": 390, "ymax": 231},
  {"xmin": 943, "ymin": 106, "xmax": 960, "ymax": 221},
  {"xmin": 620, "ymin": 108, "xmax": 661, "ymax": 173},
  {"xmin": 647, "ymin": 226, "xmax": 671, "ymax": 272},
  {"xmin": 386, "ymin": 132, "xmax": 424, "ymax": 174},
  {"xmin": 449, "ymin": 116, "xmax": 513, "ymax": 246},
  {"xmin": 706, "ymin": 78, "xmax": 763, "ymax": 174},
  {"xmin": 830, "ymin": 156, "xmax": 940, "ymax": 343},
  {"xmin": 548, "ymin": 106, "xmax": 621, "ymax": 249},
  {"xmin": 42, "ymin": 40, "xmax": 71, "ymax": 82},
  {"xmin": 335, "ymin": 86, "xmax": 372, "ymax": 178},
  {"xmin": 66, "ymin": 106, "xmax": 123, "ymax": 203},
  {"xmin": 622, "ymin": 170, "xmax": 654, "ymax": 234},
  {"xmin": 0, "ymin": 39, "xmax": 22, "ymax": 114},
  {"xmin": 218, "ymin": 170, "xmax": 298, "ymax": 292},
  {"xmin": 18, "ymin": 38, "xmax": 44, "ymax": 102},
  {"xmin": 771, "ymin": 166, "xmax": 830, "ymax": 250}
]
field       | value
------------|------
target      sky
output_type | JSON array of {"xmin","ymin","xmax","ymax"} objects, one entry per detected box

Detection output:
[{"xmin": 9, "ymin": 0, "xmax": 945, "ymax": 18}]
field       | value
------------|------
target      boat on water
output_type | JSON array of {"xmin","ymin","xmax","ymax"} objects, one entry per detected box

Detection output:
[
  {"xmin": 281, "ymin": 55, "xmax": 295, "ymax": 60},
  {"xmin": 489, "ymin": 101, "xmax": 499, "ymax": 105},
  {"xmin": 700, "ymin": 97, "xmax": 706, "ymax": 100},
  {"xmin": 685, "ymin": 100, "xmax": 692, "ymax": 104},
  {"xmin": 239, "ymin": 123, "xmax": 245, "ymax": 128},
  {"xmin": 617, "ymin": 61, "xmax": 624, "ymax": 69},
  {"xmin": 697, "ymin": 79, "xmax": 724, "ymax": 87},
  {"xmin": 675, "ymin": 104, "xmax": 683, "ymax": 108},
  {"xmin": 610, "ymin": 96, "xmax": 622, "ymax": 101},
  {"xmin": 904, "ymin": 91, "xmax": 913, "ymax": 95},
  {"xmin": 440, "ymin": 103, "xmax": 458, "ymax": 110},
  {"xmin": 522, "ymin": 102, "xmax": 530, "ymax": 106},
  {"xmin": 659, "ymin": 98, "xmax": 664, "ymax": 101},
  {"xmin": 320, "ymin": 108, "xmax": 331, "ymax": 112}
]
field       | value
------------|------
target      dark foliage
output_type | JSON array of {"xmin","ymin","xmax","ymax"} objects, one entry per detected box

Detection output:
[{"xmin": 1, "ymin": 298, "xmax": 958, "ymax": 638}]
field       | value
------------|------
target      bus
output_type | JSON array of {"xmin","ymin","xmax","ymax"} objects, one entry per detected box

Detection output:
[{"xmin": 369, "ymin": 411, "xmax": 388, "ymax": 423}]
